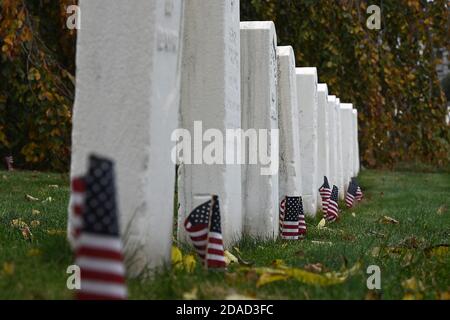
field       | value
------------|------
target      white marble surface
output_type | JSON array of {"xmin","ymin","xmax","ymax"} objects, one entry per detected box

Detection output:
[
  {"xmin": 70, "ymin": 0, "xmax": 184, "ymax": 276},
  {"xmin": 241, "ymin": 21, "xmax": 279, "ymax": 238}
]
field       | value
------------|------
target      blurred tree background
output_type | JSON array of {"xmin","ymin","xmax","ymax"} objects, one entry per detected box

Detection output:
[
  {"xmin": 242, "ymin": 0, "xmax": 449, "ymax": 168},
  {"xmin": 0, "ymin": 0, "xmax": 76, "ymax": 171},
  {"xmin": 0, "ymin": 0, "xmax": 449, "ymax": 171}
]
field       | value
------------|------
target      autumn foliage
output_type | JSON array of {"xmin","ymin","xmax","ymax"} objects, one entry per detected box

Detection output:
[
  {"xmin": 0, "ymin": 0, "xmax": 76, "ymax": 171},
  {"xmin": 0, "ymin": 0, "xmax": 449, "ymax": 171},
  {"xmin": 242, "ymin": 0, "xmax": 450, "ymax": 168}
]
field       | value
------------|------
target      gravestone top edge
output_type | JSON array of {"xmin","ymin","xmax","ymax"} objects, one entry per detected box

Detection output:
[
  {"xmin": 295, "ymin": 67, "xmax": 317, "ymax": 76},
  {"xmin": 240, "ymin": 21, "xmax": 276, "ymax": 30},
  {"xmin": 340, "ymin": 103, "xmax": 353, "ymax": 109},
  {"xmin": 277, "ymin": 45, "xmax": 294, "ymax": 57},
  {"xmin": 317, "ymin": 83, "xmax": 328, "ymax": 92},
  {"xmin": 328, "ymin": 95, "xmax": 337, "ymax": 101}
]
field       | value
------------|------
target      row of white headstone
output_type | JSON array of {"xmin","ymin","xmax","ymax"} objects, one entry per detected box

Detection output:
[{"xmin": 69, "ymin": 0, "xmax": 360, "ymax": 276}]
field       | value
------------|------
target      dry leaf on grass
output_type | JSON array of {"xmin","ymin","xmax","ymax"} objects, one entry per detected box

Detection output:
[
  {"xmin": 304, "ymin": 263, "xmax": 325, "ymax": 273},
  {"xmin": 2, "ymin": 262, "xmax": 15, "ymax": 276},
  {"xmin": 171, "ymin": 246, "xmax": 183, "ymax": 270},
  {"xmin": 31, "ymin": 209, "xmax": 41, "ymax": 216},
  {"xmin": 368, "ymin": 230, "xmax": 386, "ymax": 238},
  {"xmin": 11, "ymin": 218, "xmax": 27, "ymax": 229},
  {"xmin": 30, "ymin": 220, "xmax": 40, "ymax": 228},
  {"xmin": 25, "ymin": 194, "xmax": 39, "ymax": 201},
  {"xmin": 402, "ymin": 277, "xmax": 425, "ymax": 292},
  {"xmin": 311, "ymin": 240, "xmax": 333, "ymax": 246},
  {"xmin": 365, "ymin": 291, "xmax": 382, "ymax": 300},
  {"xmin": 253, "ymin": 262, "xmax": 361, "ymax": 288},
  {"xmin": 42, "ymin": 196, "xmax": 54, "ymax": 203},
  {"xmin": 183, "ymin": 254, "xmax": 197, "ymax": 273},
  {"xmin": 438, "ymin": 291, "xmax": 450, "ymax": 300},
  {"xmin": 232, "ymin": 247, "xmax": 253, "ymax": 266},
  {"xmin": 182, "ymin": 287, "xmax": 198, "ymax": 300},
  {"xmin": 256, "ymin": 272, "xmax": 290, "ymax": 287},
  {"xmin": 225, "ymin": 293, "xmax": 256, "ymax": 300},
  {"xmin": 48, "ymin": 185, "xmax": 59, "ymax": 188},
  {"xmin": 317, "ymin": 218, "xmax": 326, "ymax": 229},
  {"xmin": 380, "ymin": 216, "xmax": 399, "ymax": 224},
  {"xmin": 437, "ymin": 205, "xmax": 447, "ymax": 215},
  {"xmin": 424, "ymin": 244, "xmax": 449, "ymax": 260},
  {"xmin": 27, "ymin": 248, "xmax": 42, "ymax": 257},
  {"xmin": 46, "ymin": 229, "xmax": 66, "ymax": 236},
  {"xmin": 402, "ymin": 292, "xmax": 423, "ymax": 300},
  {"xmin": 224, "ymin": 250, "xmax": 238, "ymax": 266}
]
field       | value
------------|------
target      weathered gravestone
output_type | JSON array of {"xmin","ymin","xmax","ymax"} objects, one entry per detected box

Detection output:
[
  {"xmin": 177, "ymin": 0, "xmax": 242, "ymax": 246},
  {"xmin": 277, "ymin": 46, "xmax": 302, "ymax": 202},
  {"xmin": 317, "ymin": 83, "xmax": 330, "ymax": 209},
  {"xmin": 327, "ymin": 95, "xmax": 338, "ymax": 187},
  {"xmin": 352, "ymin": 109, "xmax": 360, "ymax": 176},
  {"xmin": 296, "ymin": 68, "xmax": 319, "ymax": 216},
  {"xmin": 241, "ymin": 21, "xmax": 279, "ymax": 238},
  {"xmin": 340, "ymin": 103, "xmax": 354, "ymax": 192},
  {"xmin": 335, "ymin": 98, "xmax": 345, "ymax": 199},
  {"xmin": 70, "ymin": 0, "xmax": 184, "ymax": 276}
]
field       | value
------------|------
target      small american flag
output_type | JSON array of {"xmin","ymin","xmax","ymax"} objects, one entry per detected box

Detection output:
[
  {"xmin": 73, "ymin": 155, "xmax": 127, "ymax": 300},
  {"xmin": 326, "ymin": 185, "xmax": 339, "ymax": 222},
  {"xmin": 345, "ymin": 179, "xmax": 358, "ymax": 208},
  {"xmin": 356, "ymin": 186, "xmax": 363, "ymax": 201},
  {"xmin": 318, "ymin": 176, "xmax": 332, "ymax": 216},
  {"xmin": 352, "ymin": 178, "xmax": 364, "ymax": 201},
  {"xmin": 298, "ymin": 197, "xmax": 307, "ymax": 238},
  {"xmin": 4, "ymin": 156, "xmax": 13, "ymax": 171},
  {"xmin": 279, "ymin": 196, "xmax": 306, "ymax": 239},
  {"xmin": 184, "ymin": 195, "xmax": 226, "ymax": 269},
  {"xmin": 68, "ymin": 177, "xmax": 85, "ymax": 245}
]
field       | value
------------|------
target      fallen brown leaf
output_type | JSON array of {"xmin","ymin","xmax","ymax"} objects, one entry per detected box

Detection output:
[
  {"xmin": 365, "ymin": 291, "xmax": 382, "ymax": 300},
  {"xmin": 380, "ymin": 215, "xmax": 399, "ymax": 224},
  {"xmin": 25, "ymin": 194, "xmax": 39, "ymax": 201},
  {"xmin": 304, "ymin": 263, "xmax": 325, "ymax": 273},
  {"xmin": 2, "ymin": 262, "xmax": 15, "ymax": 276},
  {"xmin": 437, "ymin": 205, "xmax": 447, "ymax": 215}
]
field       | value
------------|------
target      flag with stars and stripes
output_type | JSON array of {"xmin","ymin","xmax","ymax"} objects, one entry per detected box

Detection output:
[
  {"xmin": 73, "ymin": 155, "xmax": 127, "ymax": 300},
  {"xmin": 345, "ymin": 179, "xmax": 358, "ymax": 208},
  {"xmin": 68, "ymin": 177, "xmax": 85, "ymax": 246},
  {"xmin": 326, "ymin": 185, "xmax": 339, "ymax": 222},
  {"xmin": 298, "ymin": 196, "xmax": 307, "ymax": 238},
  {"xmin": 184, "ymin": 195, "xmax": 226, "ymax": 269},
  {"xmin": 352, "ymin": 178, "xmax": 364, "ymax": 201},
  {"xmin": 279, "ymin": 196, "xmax": 306, "ymax": 239},
  {"xmin": 356, "ymin": 185, "xmax": 363, "ymax": 201},
  {"xmin": 318, "ymin": 176, "xmax": 332, "ymax": 216}
]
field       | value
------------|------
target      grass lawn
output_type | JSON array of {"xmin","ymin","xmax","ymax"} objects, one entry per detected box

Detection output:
[{"xmin": 0, "ymin": 169, "xmax": 449, "ymax": 299}]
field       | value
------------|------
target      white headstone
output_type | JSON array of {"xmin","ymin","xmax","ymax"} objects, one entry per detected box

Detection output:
[
  {"xmin": 327, "ymin": 95, "xmax": 338, "ymax": 187},
  {"xmin": 340, "ymin": 103, "xmax": 354, "ymax": 191},
  {"xmin": 177, "ymin": 0, "xmax": 242, "ymax": 246},
  {"xmin": 241, "ymin": 21, "xmax": 279, "ymax": 238},
  {"xmin": 352, "ymin": 109, "xmax": 360, "ymax": 176},
  {"xmin": 70, "ymin": 0, "xmax": 184, "ymax": 276},
  {"xmin": 335, "ymin": 98, "xmax": 345, "ymax": 199},
  {"xmin": 296, "ymin": 68, "xmax": 319, "ymax": 216},
  {"xmin": 317, "ymin": 83, "xmax": 330, "ymax": 209},
  {"xmin": 277, "ymin": 46, "xmax": 302, "ymax": 201}
]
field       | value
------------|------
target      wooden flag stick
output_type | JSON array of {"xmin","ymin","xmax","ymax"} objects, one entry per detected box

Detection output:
[{"xmin": 204, "ymin": 194, "xmax": 217, "ymax": 270}]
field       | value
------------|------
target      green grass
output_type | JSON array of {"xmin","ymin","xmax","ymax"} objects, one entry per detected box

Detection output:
[{"xmin": 0, "ymin": 169, "xmax": 449, "ymax": 299}]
